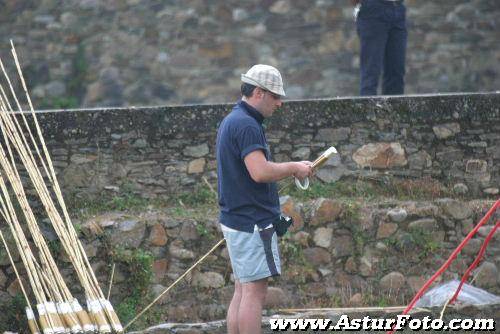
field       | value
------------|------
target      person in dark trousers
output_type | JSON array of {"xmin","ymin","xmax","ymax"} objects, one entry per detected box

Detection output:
[
  {"xmin": 353, "ymin": 0, "xmax": 407, "ymax": 95},
  {"xmin": 216, "ymin": 64, "xmax": 312, "ymax": 334}
]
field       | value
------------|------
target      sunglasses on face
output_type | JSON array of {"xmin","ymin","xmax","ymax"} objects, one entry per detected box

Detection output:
[{"xmin": 264, "ymin": 90, "xmax": 281, "ymax": 100}]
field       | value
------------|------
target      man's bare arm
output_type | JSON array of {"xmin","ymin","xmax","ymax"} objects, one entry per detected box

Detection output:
[{"xmin": 244, "ymin": 150, "xmax": 312, "ymax": 183}]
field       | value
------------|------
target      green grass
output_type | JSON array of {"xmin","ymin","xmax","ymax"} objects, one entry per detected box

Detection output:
[
  {"xmin": 66, "ymin": 176, "xmax": 453, "ymax": 220},
  {"xmin": 39, "ymin": 96, "xmax": 79, "ymax": 109},
  {"xmin": 281, "ymin": 176, "xmax": 451, "ymax": 202},
  {"xmin": 67, "ymin": 182, "xmax": 217, "ymax": 219}
]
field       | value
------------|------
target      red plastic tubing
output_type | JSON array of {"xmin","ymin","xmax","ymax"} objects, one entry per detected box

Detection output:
[
  {"xmin": 450, "ymin": 219, "xmax": 499, "ymax": 304},
  {"xmin": 387, "ymin": 199, "xmax": 499, "ymax": 334}
]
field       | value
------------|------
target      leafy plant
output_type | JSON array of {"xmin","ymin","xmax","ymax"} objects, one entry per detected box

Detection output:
[
  {"xmin": 112, "ymin": 247, "xmax": 159, "ymax": 330},
  {"xmin": 195, "ymin": 221, "xmax": 215, "ymax": 240},
  {"xmin": 384, "ymin": 228, "xmax": 441, "ymax": 260},
  {"xmin": 0, "ymin": 293, "xmax": 27, "ymax": 332}
]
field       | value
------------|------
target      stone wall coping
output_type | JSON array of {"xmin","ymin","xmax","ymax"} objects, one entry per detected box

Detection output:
[
  {"xmin": 15, "ymin": 92, "xmax": 500, "ymax": 139},
  {"xmin": 30, "ymin": 91, "xmax": 500, "ymax": 113}
]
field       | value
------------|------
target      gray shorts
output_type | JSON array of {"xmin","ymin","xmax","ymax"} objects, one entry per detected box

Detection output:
[{"xmin": 221, "ymin": 224, "xmax": 281, "ymax": 283}]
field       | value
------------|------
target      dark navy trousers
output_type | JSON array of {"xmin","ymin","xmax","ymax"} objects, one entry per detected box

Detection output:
[{"xmin": 357, "ymin": 0, "xmax": 407, "ymax": 96}]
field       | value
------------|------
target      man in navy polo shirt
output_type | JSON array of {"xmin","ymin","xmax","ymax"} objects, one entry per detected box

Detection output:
[{"xmin": 216, "ymin": 64, "xmax": 312, "ymax": 334}]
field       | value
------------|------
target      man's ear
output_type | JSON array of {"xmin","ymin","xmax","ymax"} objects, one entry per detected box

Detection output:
[{"xmin": 255, "ymin": 87, "xmax": 265, "ymax": 99}]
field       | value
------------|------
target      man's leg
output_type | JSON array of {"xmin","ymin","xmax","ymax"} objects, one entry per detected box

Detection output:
[
  {"xmin": 227, "ymin": 280, "xmax": 242, "ymax": 334},
  {"xmin": 238, "ymin": 278, "xmax": 268, "ymax": 334},
  {"xmin": 382, "ymin": 5, "xmax": 407, "ymax": 95},
  {"xmin": 357, "ymin": 14, "xmax": 389, "ymax": 95}
]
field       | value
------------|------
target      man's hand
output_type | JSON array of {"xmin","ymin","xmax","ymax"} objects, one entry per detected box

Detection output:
[{"xmin": 292, "ymin": 161, "xmax": 313, "ymax": 180}]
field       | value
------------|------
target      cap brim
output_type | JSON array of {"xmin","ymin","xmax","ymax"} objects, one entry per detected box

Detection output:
[{"xmin": 241, "ymin": 74, "xmax": 286, "ymax": 97}]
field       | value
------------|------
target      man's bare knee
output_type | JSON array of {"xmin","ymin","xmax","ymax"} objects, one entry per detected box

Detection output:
[
  {"xmin": 241, "ymin": 278, "xmax": 268, "ymax": 302},
  {"xmin": 234, "ymin": 280, "xmax": 242, "ymax": 295}
]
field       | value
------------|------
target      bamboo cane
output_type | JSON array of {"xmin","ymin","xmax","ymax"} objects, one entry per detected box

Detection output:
[
  {"xmin": 0, "ymin": 176, "xmax": 46, "ymax": 304},
  {"xmin": 0, "ymin": 181, "xmax": 53, "ymax": 333},
  {"xmin": 0, "ymin": 230, "xmax": 41, "ymax": 334}
]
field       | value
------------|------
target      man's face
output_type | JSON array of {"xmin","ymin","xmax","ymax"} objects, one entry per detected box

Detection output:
[{"xmin": 255, "ymin": 87, "xmax": 283, "ymax": 118}]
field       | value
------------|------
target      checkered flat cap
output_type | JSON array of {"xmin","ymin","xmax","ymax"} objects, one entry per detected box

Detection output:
[{"xmin": 241, "ymin": 64, "xmax": 286, "ymax": 97}]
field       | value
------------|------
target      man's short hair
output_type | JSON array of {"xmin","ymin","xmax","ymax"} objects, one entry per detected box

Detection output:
[{"xmin": 241, "ymin": 83, "xmax": 257, "ymax": 97}]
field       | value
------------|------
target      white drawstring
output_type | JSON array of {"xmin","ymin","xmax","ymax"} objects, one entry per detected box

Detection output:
[{"xmin": 294, "ymin": 176, "xmax": 310, "ymax": 190}]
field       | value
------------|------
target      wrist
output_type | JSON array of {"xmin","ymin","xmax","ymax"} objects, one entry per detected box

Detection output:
[{"xmin": 290, "ymin": 162, "xmax": 300, "ymax": 177}]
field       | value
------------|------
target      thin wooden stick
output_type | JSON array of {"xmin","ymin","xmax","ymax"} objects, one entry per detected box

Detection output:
[
  {"xmin": 277, "ymin": 306, "xmax": 428, "ymax": 313},
  {"xmin": 107, "ymin": 263, "xmax": 115, "ymax": 301},
  {"xmin": 439, "ymin": 296, "xmax": 452, "ymax": 321},
  {"xmin": 123, "ymin": 238, "xmax": 225, "ymax": 331},
  {"xmin": 202, "ymin": 176, "xmax": 216, "ymax": 195},
  {"xmin": 0, "ymin": 230, "xmax": 33, "ymax": 305}
]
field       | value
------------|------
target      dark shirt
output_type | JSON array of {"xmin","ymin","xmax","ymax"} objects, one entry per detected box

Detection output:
[{"xmin": 216, "ymin": 100, "xmax": 280, "ymax": 233}]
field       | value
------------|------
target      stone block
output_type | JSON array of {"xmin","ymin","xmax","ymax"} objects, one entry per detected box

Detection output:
[
  {"xmin": 387, "ymin": 208, "xmax": 407, "ymax": 223},
  {"xmin": 380, "ymin": 272, "xmax": 406, "ymax": 291},
  {"xmin": 192, "ymin": 271, "xmax": 225, "ymax": 289},
  {"xmin": 315, "ymin": 127, "xmax": 351, "ymax": 143},
  {"xmin": 332, "ymin": 235, "xmax": 354, "ymax": 258},
  {"xmin": 109, "ymin": 219, "xmax": 146, "ymax": 249},
  {"xmin": 474, "ymin": 262, "xmax": 498, "ymax": 288},
  {"xmin": 313, "ymin": 227, "xmax": 333, "ymax": 248},
  {"xmin": 310, "ymin": 198, "xmax": 342, "ymax": 225},
  {"xmin": 280, "ymin": 196, "xmax": 304, "ymax": 231},
  {"xmin": 377, "ymin": 222, "xmax": 398, "ymax": 239},
  {"xmin": 432, "ymin": 122, "xmax": 460, "ymax": 139},
  {"xmin": 264, "ymin": 287, "xmax": 289, "ymax": 308},
  {"xmin": 352, "ymin": 142, "xmax": 407, "ymax": 169},
  {"xmin": 152, "ymin": 259, "xmax": 168, "ymax": 283},
  {"xmin": 184, "ymin": 144, "xmax": 209, "ymax": 158},
  {"xmin": 149, "ymin": 223, "xmax": 168, "ymax": 246},
  {"xmin": 187, "ymin": 158, "xmax": 205, "ymax": 174},
  {"xmin": 465, "ymin": 159, "xmax": 487, "ymax": 174},
  {"xmin": 438, "ymin": 199, "xmax": 472, "ymax": 220},
  {"xmin": 303, "ymin": 247, "xmax": 332, "ymax": 266}
]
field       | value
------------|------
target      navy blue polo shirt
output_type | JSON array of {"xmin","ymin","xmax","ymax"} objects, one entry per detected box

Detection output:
[{"xmin": 216, "ymin": 100, "xmax": 280, "ymax": 232}]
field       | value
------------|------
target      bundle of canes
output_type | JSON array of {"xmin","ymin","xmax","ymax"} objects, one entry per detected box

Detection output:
[
  {"xmin": 0, "ymin": 41, "xmax": 121, "ymax": 333},
  {"xmin": 0, "ymin": 46, "xmax": 95, "ymax": 333},
  {"xmin": 0, "ymin": 99, "xmax": 89, "ymax": 333}
]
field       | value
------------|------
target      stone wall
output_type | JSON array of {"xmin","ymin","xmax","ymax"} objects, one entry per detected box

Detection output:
[
  {"xmin": 1, "ymin": 199, "xmax": 499, "ymax": 330},
  {"xmin": 0, "ymin": 0, "xmax": 499, "ymax": 108},
  {"xmin": 0, "ymin": 92, "xmax": 499, "ymax": 330},
  {"xmin": 27, "ymin": 92, "xmax": 500, "ymax": 199}
]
